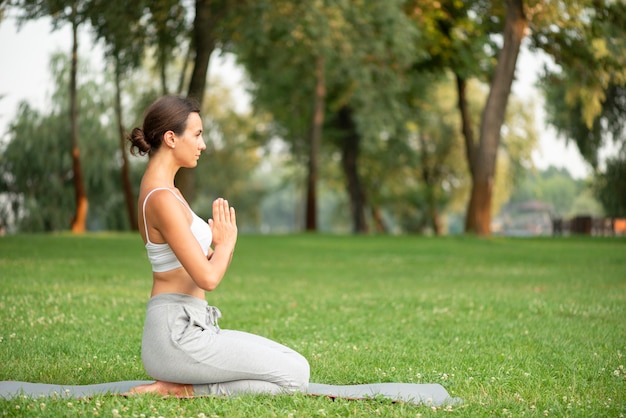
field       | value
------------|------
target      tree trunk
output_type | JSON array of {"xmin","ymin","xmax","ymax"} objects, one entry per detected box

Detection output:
[
  {"xmin": 305, "ymin": 55, "xmax": 326, "ymax": 231},
  {"xmin": 418, "ymin": 132, "xmax": 443, "ymax": 236},
  {"xmin": 177, "ymin": 43, "xmax": 192, "ymax": 95},
  {"xmin": 69, "ymin": 12, "xmax": 88, "ymax": 233},
  {"xmin": 427, "ymin": 196, "xmax": 442, "ymax": 235},
  {"xmin": 456, "ymin": 73, "xmax": 478, "ymax": 235},
  {"xmin": 177, "ymin": 0, "xmax": 218, "ymax": 202},
  {"xmin": 456, "ymin": 74, "xmax": 476, "ymax": 176},
  {"xmin": 464, "ymin": 0, "xmax": 527, "ymax": 236},
  {"xmin": 159, "ymin": 48, "xmax": 169, "ymax": 95},
  {"xmin": 371, "ymin": 206, "xmax": 386, "ymax": 233},
  {"xmin": 337, "ymin": 106, "xmax": 368, "ymax": 234},
  {"xmin": 422, "ymin": 169, "xmax": 442, "ymax": 236},
  {"xmin": 115, "ymin": 61, "xmax": 138, "ymax": 230}
]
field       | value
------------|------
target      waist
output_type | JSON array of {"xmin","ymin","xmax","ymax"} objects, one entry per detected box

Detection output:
[
  {"xmin": 147, "ymin": 292, "xmax": 208, "ymax": 310},
  {"xmin": 146, "ymin": 292, "xmax": 222, "ymax": 328},
  {"xmin": 150, "ymin": 267, "xmax": 205, "ymax": 298}
]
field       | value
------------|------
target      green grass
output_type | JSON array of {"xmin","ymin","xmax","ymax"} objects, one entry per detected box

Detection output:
[{"xmin": 1, "ymin": 233, "xmax": 625, "ymax": 417}]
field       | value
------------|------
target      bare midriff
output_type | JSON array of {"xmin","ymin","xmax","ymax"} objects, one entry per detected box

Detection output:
[{"xmin": 151, "ymin": 269, "xmax": 205, "ymax": 300}]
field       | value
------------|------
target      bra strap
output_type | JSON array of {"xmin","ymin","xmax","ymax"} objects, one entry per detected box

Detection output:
[{"xmin": 142, "ymin": 188, "xmax": 188, "ymax": 244}]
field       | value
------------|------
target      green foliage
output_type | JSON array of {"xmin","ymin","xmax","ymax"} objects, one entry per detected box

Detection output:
[
  {"xmin": 594, "ymin": 153, "xmax": 626, "ymax": 217},
  {"xmin": 4, "ymin": 0, "xmax": 623, "ymax": 235},
  {"xmin": 0, "ymin": 234, "xmax": 625, "ymax": 416},
  {"xmin": 234, "ymin": 0, "xmax": 418, "ymax": 151},
  {"xmin": 532, "ymin": 0, "xmax": 626, "ymax": 168},
  {"xmin": 12, "ymin": 0, "xmax": 85, "ymax": 26},
  {"xmin": 406, "ymin": 0, "xmax": 502, "ymax": 79},
  {"xmin": 541, "ymin": 78, "xmax": 625, "ymax": 169},
  {"xmin": 0, "ymin": 101, "xmax": 75, "ymax": 231},
  {"xmin": 366, "ymin": 72, "xmax": 470, "ymax": 233},
  {"xmin": 0, "ymin": 53, "xmax": 132, "ymax": 232},
  {"xmin": 507, "ymin": 166, "xmax": 593, "ymax": 218},
  {"xmin": 570, "ymin": 189, "xmax": 604, "ymax": 217},
  {"xmin": 87, "ymin": 0, "xmax": 151, "ymax": 72},
  {"xmin": 192, "ymin": 83, "xmax": 270, "ymax": 230}
]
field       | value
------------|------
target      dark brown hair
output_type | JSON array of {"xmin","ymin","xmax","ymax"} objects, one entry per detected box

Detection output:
[{"xmin": 128, "ymin": 95, "xmax": 201, "ymax": 156}]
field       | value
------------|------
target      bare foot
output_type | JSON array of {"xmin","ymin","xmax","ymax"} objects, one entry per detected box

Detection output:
[{"xmin": 126, "ymin": 381, "xmax": 194, "ymax": 397}]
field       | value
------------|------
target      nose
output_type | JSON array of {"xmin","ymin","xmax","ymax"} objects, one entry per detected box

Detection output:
[{"xmin": 199, "ymin": 136, "xmax": 207, "ymax": 150}]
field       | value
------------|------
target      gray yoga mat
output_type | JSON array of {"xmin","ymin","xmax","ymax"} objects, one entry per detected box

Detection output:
[{"xmin": 0, "ymin": 380, "xmax": 460, "ymax": 406}]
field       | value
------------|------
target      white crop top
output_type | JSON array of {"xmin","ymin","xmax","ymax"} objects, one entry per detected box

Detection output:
[{"xmin": 143, "ymin": 188, "xmax": 213, "ymax": 272}]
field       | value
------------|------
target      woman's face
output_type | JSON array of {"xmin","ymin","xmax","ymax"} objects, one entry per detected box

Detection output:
[{"xmin": 175, "ymin": 112, "xmax": 206, "ymax": 168}]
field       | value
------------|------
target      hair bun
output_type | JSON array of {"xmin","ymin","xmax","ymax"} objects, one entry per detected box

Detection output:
[{"xmin": 128, "ymin": 127, "xmax": 151, "ymax": 155}]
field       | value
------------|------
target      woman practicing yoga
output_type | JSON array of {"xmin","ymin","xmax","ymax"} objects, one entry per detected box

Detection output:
[{"xmin": 127, "ymin": 95, "xmax": 310, "ymax": 397}]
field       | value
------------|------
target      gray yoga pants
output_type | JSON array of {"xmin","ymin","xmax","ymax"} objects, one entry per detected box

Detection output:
[{"xmin": 141, "ymin": 293, "xmax": 310, "ymax": 396}]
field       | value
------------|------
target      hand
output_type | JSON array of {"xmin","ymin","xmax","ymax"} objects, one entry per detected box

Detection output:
[{"xmin": 208, "ymin": 198, "xmax": 238, "ymax": 249}]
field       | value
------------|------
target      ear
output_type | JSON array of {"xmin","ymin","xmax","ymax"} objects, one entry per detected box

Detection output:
[{"xmin": 164, "ymin": 130, "xmax": 176, "ymax": 149}]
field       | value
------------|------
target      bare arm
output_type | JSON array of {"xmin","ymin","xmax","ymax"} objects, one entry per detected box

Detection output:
[
  {"xmin": 147, "ymin": 193, "xmax": 237, "ymax": 291},
  {"xmin": 205, "ymin": 198, "xmax": 238, "ymax": 285}
]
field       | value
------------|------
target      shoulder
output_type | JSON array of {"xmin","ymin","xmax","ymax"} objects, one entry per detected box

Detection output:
[
  {"xmin": 143, "ymin": 188, "xmax": 188, "ymax": 218},
  {"xmin": 144, "ymin": 189, "xmax": 194, "ymax": 242},
  {"xmin": 144, "ymin": 187, "xmax": 177, "ymax": 203}
]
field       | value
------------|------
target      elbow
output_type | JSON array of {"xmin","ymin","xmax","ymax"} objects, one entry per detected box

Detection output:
[{"xmin": 197, "ymin": 272, "xmax": 222, "ymax": 292}]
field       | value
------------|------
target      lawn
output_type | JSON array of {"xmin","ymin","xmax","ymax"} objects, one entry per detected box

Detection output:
[{"xmin": 0, "ymin": 233, "xmax": 624, "ymax": 417}]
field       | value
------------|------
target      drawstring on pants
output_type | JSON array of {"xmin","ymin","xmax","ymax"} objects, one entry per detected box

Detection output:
[{"xmin": 206, "ymin": 305, "xmax": 222, "ymax": 329}]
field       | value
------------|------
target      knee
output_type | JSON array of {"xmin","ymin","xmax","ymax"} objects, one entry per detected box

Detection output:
[{"xmin": 290, "ymin": 357, "xmax": 310, "ymax": 393}]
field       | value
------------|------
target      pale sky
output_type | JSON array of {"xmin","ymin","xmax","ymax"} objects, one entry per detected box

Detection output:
[{"xmin": 0, "ymin": 16, "xmax": 593, "ymax": 179}]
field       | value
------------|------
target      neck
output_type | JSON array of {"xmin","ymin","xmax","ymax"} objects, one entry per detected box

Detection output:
[{"xmin": 144, "ymin": 153, "xmax": 179, "ymax": 188}]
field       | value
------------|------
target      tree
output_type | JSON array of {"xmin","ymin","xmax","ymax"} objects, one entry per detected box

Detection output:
[
  {"xmin": 331, "ymin": 105, "xmax": 368, "ymax": 233},
  {"xmin": 176, "ymin": 0, "xmax": 244, "ymax": 203},
  {"xmin": 530, "ymin": 1, "xmax": 625, "ymax": 217},
  {"xmin": 144, "ymin": 0, "xmax": 189, "ymax": 95},
  {"xmin": 192, "ymin": 80, "xmax": 270, "ymax": 231},
  {"xmin": 461, "ymin": 0, "xmax": 527, "ymax": 235},
  {"xmin": 405, "ymin": 0, "xmax": 528, "ymax": 236},
  {"xmin": 233, "ymin": 0, "xmax": 343, "ymax": 232},
  {"xmin": 305, "ymin": 54, "xmax": 326, "ymax": 231},
  {"xmin": 12, "ymin": 0, "xmax": 91, "ymax": 232},
  {"xmin": 328, "ymin": 1, "xmax": 418, "ymax": 233},
  {"xmin": 67, "ymin": 1, "xmax": 89, "ymax": 232},
  {"xmin": 403, "ymin": 78, "xmax": 469, "ymax": 234},
  {"xmin": 531, "ymin": 1, "xmax": 625, "ymax": 167},
  {"xmin": 594, "ymin": 153, "xmax": 626, "ymax": 217},
  {"xmin": 88, "ymin": 0, "xmax": 151, "ymax": 231},
  {"xmin": 362, "ymin": 72, "xmax": 535, "ymax": 235},
  {"xmin": 234, "ymin": 0, "xmax": 417, "ymax": 233},
  {"xmin": 0, "ymin": 102, "xmax": 75, "ymax": 231},
  {"xmin": 0, "ymin": 53, "xmax": 128, "ymax": 232}
]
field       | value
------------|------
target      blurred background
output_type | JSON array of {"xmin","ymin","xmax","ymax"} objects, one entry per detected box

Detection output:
[{"xmin": 0, "ymin": 0, "xmax": 624, "ymax": 236}]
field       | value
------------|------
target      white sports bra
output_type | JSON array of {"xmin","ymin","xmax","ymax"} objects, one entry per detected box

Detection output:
[{"xmin": 142, "ymin": 188, "xmax": 212, "ymax": 273}]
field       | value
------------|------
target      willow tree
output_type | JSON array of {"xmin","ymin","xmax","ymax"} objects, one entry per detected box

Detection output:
[
  {"xmin": 13, "ymin": 0, "xmax": 91, "ymax": 232},
  {"xmin": 234, "ymin": 0, "xmax": 417, "ymax": 233},
  {"xmin": 0, "ymin": 54, "xmax": 125, "ymax": 232},
  {"xmin": 174, "ymin": 0, "xmax": 244, "ymax": 203},
  {"xmin": 232, "ymin": 1, "xmax": 343, "ymax": 231},
  {"xmin": 530, "ymin": 0, "xmax": 625, "ymax": 161},
  {"xmin": 88, "ymin": 0, "xmax": 152, "ymax": 231},
  {"xmin": 535, "ymin": 1, "xmax": 625, "ymax": 218}
]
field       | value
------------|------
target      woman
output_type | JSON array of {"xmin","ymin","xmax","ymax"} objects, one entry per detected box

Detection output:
[{"xmin": 127, "ymin": 95, "xmax": 310, "ymax": 397}]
